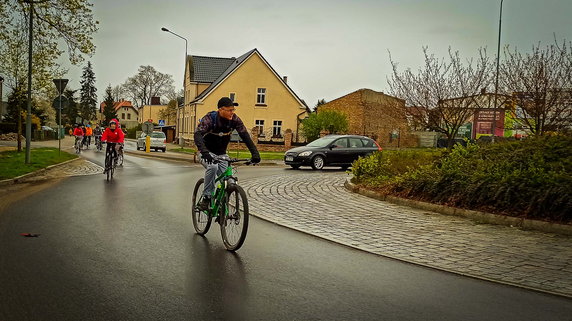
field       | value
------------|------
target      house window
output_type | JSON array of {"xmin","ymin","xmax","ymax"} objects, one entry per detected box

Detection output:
[
  {"xmin": 255, "ymin": 120, "xmax": 265, "ymax": 136},
  {"xmin": 229, "ymin": 93, "xmax": 236, "ymax": 102},
  {"xmin": 127, "ymin": 113, "xmax": 131, "ymax": 120},
  {"xmin": 257, "ymin": 88, "xmax": 266, "ymax": 105},
  {"xmin": 273, "ymin": 120, "xmax": 282, "ymax": 137},
  {"xmin": 122, "ymin": 113, "xmax": 125, "ymax": 119}
]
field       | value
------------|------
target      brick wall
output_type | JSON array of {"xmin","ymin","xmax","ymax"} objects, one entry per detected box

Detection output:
[
  {"xmin": 186, "ymin": 127, "xmax": 294, "ymax": 152},
  {"xmin": 319, "ymin": 89, "xmax": 418, "ymax": 148}
]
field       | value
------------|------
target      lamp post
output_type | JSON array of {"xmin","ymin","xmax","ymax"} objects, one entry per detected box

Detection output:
[
  {"xmin": 492, "ymin": 0, "xmax": 504, "ymax": 140},
  {"xmin": 23, "ymin": 0, "xmax": 49, "ymax": 163},
  {"xmin": 161, "ymin": 27, "xmax": 187, "ymax": 146}
]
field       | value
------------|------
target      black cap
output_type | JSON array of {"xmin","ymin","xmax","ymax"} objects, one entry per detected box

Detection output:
[{"xmin": 217, "ymin": 97, "xmax": 239, "ymax": 108}]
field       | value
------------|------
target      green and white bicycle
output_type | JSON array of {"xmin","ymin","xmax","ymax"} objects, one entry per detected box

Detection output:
[{"xmin": 191, "ymin": 156, "xmax": 253, "ymax": 251}]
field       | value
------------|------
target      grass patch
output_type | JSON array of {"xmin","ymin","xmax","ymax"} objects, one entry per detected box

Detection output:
[
  {"xmin": 171, "ymin": 147, "xmax": 284, "ymax": 160},
  {"xmin": 170, "ymin": 148, "xmax": 197, "ymax": 154},
  {"xmin": 0, "ymin": 148, "xmax": 77, "ymax": 180}
]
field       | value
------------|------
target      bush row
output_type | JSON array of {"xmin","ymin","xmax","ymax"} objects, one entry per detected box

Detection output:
[{"xmin": 351, "ymin": 137, "xmax": 572, "ymax": 223}]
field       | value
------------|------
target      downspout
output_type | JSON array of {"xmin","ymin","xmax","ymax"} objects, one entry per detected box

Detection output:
[{"xmin": 295, "ymin": 110, "xmax": 306, "ymax": 142}]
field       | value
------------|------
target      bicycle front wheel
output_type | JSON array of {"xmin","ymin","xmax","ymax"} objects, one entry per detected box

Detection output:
[
  {"xmin": 105, "ymin": 154, "xmax": 113, "ymax": 181},
  {"xmin": 220, "ymin": 184, "xmax": 249, "ymax": 251},
  {"xmin": 191, "ymin": 178, "xmax": 212, "ymax": 235}
]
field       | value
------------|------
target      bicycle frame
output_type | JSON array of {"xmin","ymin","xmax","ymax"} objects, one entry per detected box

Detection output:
[{"xmin": 208, "ymin": 165, "xmax": 235, "ymax": 218}]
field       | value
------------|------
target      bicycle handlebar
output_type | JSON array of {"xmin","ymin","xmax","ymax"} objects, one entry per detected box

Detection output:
[{"xmin": 212, "ymin": 156, "xmax": 257, "ymax": 165}]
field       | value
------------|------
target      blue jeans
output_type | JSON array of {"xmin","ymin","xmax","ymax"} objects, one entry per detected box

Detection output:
[{"xmin": 200, "ymin": 153, "xmax": 228, "ymax": 197}]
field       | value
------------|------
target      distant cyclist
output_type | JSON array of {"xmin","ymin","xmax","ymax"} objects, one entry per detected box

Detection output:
[
  {"xmin": 85, "ymin": 124, "xmax": 93, "ymax": 149},
  {"xmin": 94, "ymin": 125, "xmax": 103, "ymax": 145},
  {"xmin": 72, "ymin": 124, "xmax": 84, "ymax": 148},
  {"xmin": 194, "ymin": 97, "xmax": 261, "ymax": 210},
  {"xmin": 101, "ymin": 119, "xmax": 125, "ymax": 173}
]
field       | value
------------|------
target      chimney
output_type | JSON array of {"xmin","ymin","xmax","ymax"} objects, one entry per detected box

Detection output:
[
  {"xmin": 151, "ymin": 96, "xmax": 161, "ymax": 105},
  {"xmin": 283, "ymin": 76, "xmax": 288, "ymax": 83}
]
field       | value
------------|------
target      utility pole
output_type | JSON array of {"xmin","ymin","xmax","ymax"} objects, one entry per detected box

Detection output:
[{"xmin": 492, "ymin": 0, "xmax": 504, "ymax": 141}]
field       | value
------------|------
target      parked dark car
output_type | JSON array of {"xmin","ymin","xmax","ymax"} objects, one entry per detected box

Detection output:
[{"xmin": 284, "ymin": 135, "xmax": 382, "ymax": 170}]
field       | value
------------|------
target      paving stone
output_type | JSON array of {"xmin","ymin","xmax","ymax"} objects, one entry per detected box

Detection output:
[{"xmin": 241, "ymin": 172, "xmax": 572, "ymax": 298}]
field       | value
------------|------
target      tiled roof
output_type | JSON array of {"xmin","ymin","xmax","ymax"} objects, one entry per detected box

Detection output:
[
  {"xmin": 99, "ymin": 100, "xmax": 135, "ymax": 112},
  {"xmin": 190, "ymin": 55, "xmax": 235, "ymax": 83},
  {"xmin": 192, "ymin": 49, "xmax": 257, "ymax": 102}
]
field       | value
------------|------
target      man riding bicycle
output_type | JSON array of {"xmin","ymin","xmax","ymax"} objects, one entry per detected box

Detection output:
[
  {"xmin": 101, "ymin": 119, "xmax": 125, "ymax": 174},
  {"xmin": 194, "ymin": 97, "xmax": 261, "ymax": 210}
]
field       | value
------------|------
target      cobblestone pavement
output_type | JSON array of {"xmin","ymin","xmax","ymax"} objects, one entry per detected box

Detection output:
[
  {"xmin": 241, "ymin": 172, "xmax": 572, "ymax": 298},
  {"xmin": 19, "ymin": 158, "xmax": 103, "ymax": 183}
]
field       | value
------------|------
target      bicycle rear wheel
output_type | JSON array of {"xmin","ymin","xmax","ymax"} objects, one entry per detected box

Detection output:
[
  {"xmin": 220, "ymin": 184, "xmax": 249, "ymax": 251},
  {"xmin": 191, "ymin": 178, "xmax": 212, "ymax": 235}
]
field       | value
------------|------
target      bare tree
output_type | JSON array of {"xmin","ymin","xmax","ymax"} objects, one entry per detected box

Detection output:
[
  {"xmin": 501, "ymin": 41, "xmax": 572, "ymax": 135},
  {"xmin": 389, "ymin": 47, "xmax": 494, "ymax": 148},
  {"xmin": 111, "ymin": 84, "xmax": 127, "ymax": 102},
  {"xmin": 121, "ymin": 66, "xmax": 175, "ymax": 108},
  {"xmin": 158, "ymin": 99, "xmax": 178, "ymax": 125}
]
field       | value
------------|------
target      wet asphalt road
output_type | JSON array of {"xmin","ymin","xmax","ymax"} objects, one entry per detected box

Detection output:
[{"xmin": 1, "ymin": 149, "xmax": 571, "ymax": 320}]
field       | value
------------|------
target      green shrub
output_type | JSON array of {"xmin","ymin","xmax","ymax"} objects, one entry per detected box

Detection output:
[
  {"xmin": 351, "ymin": 149, "xmax": 443, "ymax": 186},
  {"xmin": 361, "ymin": 137, "xmax": 572, "ymax": 222}
]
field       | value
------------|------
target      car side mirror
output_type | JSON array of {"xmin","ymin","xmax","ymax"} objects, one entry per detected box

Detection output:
[{"xmin": 329, "ymin": 145, "xmax": 335, "ymax": 150}]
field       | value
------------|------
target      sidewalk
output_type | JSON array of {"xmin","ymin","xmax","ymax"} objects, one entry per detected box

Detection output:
[{"xmin": 239, "ymin": 172, "xmax": 572, "ymax": 298}]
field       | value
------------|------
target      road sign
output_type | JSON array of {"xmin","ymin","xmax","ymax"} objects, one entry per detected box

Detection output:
[
  {"xmin": 158, "ymin": 119, "xmax": 165, "ymax": 126},
  {"xmin": 53, "ymin": 79, "xmax": 69, "ymax": 94},
  {"xmin": 142, "ymin": 121, "xmax": 154, "ymax": 135},
  {"xmin": 52, "ymin": 95, "xmax": 69, "ymax": 110}
]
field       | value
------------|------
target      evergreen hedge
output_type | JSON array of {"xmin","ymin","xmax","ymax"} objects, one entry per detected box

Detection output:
[{"xmin": 351, "ymin": 137, "xmax": 572, "ymax": 223}]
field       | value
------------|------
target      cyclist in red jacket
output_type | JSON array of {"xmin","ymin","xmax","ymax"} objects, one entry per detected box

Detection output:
[
  {"xmin": 101, "ymin": 119, "xmax": 125, "ymax": 173},
  {"xmin": 72, "ymin": 124, "xmax": 84, "ymax": 149}
]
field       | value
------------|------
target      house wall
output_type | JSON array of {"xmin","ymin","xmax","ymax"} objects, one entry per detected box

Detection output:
[
  {"xmin": 117, "ymin": 106, "xmax": 139, "ymax": 129},
  {"xmin": 139, "ymin": 105, "xmax": 168, "ymax": 124},
  {"xmin": 319, "ymin": 89, "xmax": 416, "ymax": 147}
]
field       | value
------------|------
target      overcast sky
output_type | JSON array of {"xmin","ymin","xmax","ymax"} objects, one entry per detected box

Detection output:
[{"xmin": 60, "ymin": 0, "xmax": 572, "ymax": 108}]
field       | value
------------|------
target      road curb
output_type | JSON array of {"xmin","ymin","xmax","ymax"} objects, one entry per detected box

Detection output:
[
  {"xmin": 344, "ymin": 177, "xmax": 572, "ymax": 237},
  {"xmin": 0, "ymin": 157, "xmax": 81, "ymax": 187}
]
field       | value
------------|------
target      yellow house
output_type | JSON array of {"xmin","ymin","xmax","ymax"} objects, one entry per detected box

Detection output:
[{"xmin": 178, "ymin": 48, "xmax": 308, "ymax": 144}]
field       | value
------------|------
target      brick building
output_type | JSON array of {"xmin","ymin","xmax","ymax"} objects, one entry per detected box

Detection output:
[{"xmin": 317, "ymin": 89, "xmax": 415, "ymax": 147}]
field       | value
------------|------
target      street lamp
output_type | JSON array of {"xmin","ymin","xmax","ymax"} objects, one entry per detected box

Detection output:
[
  {"xmin": 492, "ymin": 0, "xmax": 504, "ymax": 140},
  {"xmin": 161, "ymin": 27, "xmax": 188, "ymax": 146},
  {"xmin": 23, "ymin": 0, "xmax": 49, "ymax": 163}
]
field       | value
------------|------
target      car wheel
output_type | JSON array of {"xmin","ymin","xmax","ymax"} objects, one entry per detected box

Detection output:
[
  {"xmin": 290, "ymin": 165, "xmax": 300, "ymax": 170},
  {"xmin": 162, "ymin": 148, "xmax": 166, "ymax": 153},
  {"xmin": 311, "ymin": 155, "xmax": 325, "ymax": 170}
]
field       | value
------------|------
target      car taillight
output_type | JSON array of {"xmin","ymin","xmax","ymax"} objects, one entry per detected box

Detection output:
[{"xmin": 374, "ymin": 140, "xmax": 382, "ymax": 151}]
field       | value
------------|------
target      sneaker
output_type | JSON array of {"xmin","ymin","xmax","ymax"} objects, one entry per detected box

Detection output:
[{"xmin": 197, "ymin": 197, "xmax": 210, "ymax": 211}]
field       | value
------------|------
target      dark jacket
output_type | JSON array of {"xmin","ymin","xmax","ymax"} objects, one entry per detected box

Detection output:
[{"xmin": 194, "ymin": 111, "xmax": 259, "ymax": 157}]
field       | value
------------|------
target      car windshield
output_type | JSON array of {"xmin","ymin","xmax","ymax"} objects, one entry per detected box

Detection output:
[
  {"xmin": 306, "ymin": 137, "xmax": 338, "ymax": 147},
  {"xmin": 151, "ymin": 132, "xmax": 165, "ymax": 138}
]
